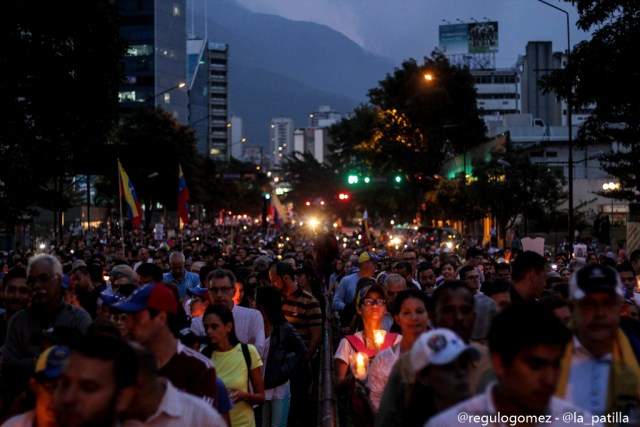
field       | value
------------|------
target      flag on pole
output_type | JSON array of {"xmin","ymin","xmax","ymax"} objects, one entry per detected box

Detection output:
[
  {"xmin": 271, "ymin": 191, "xmax": 286, "ymax": 231},
  {"xmin": 361, "ymin": 209, "xmax": 370, "ymax": 245},
  {"xmin": 118, "ymin": 160, "xmax": 142, "ymax": 228},
  {"xmin": 178, "ymin": 165, "xmax": 190, "ymax": 224}
]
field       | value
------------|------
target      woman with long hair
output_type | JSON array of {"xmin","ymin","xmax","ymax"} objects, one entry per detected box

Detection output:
[
  {"xmin": 255, "ymin": 286, "xmax": 307, "ymax": 427},
  {"xmin": 366, "ymin": 289, "xmax": 430, "ymax": 412},
  {"xmin": 334, "ymin": 280, "xmax": 401, "ymax": 427},
  {"xmin": 201, "ymin": 304, "xmax": 265, "ymax": 427}
]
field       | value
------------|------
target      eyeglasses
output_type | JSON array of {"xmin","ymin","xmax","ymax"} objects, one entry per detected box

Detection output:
[
  {"xmin": 26, "ymin": 274, "xmax": 59, "ymax": 287},
  {"xmin": 209, "ymin": 286, "xmax": 233, "ymax": 294},
  {"xmin": 362, "ymin": 298, "xmax": 386, "ymax": 307}
]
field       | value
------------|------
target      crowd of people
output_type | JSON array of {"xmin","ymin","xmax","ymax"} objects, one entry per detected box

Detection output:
[{"xmin": 0, "ymin": 222, "xmax": 638, "ymax": 426}]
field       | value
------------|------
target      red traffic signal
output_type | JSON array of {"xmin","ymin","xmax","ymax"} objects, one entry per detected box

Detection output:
[{"xmin": 338, "ymin": 192, "xmax": 350, "ymax": 201}]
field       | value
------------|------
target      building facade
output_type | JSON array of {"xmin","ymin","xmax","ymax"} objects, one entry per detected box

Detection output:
[{"xmin": 118, "ymin": 0, "xmax": 188, "ymax": 124}]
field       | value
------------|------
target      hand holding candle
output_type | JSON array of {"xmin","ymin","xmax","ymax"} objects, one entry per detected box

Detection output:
[
  {"xmin": 373, "ymin": 329, "xmax": 386, "ymax": 352},
  {"xmin": 350, "ymin": 352, "xmax": 369, "ymax": 380}
]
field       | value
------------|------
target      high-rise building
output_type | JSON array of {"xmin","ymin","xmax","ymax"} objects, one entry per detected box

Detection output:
[
  {"xmin": 118, "ymin": 0, "xmax": 188, "ymax": 124},
  {"xmin": 187, "ymin": 38, "xmax": 210, "ymax": 156},
  {"xmin": 270, "ymin": 117, "xmax": 294, "ymax": 167},
  {"xmin": 229, "ymin": 115, "xmax": 244, "ymax": 160},
  {"xmin": 207, "ymin": 43, "xmax": 230, "ymax": 161}
]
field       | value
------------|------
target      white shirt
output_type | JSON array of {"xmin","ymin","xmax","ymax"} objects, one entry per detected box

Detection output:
[
  {"xmin": 191, "ymin": 304, "xmax": 266, "ymax": 356},
  {"xmin": 566, "ymin": 336, "xmax": 611, "ymax": 416},
  {"xmin": 367, "ymin": 343, "xmax": 401, "ymax": 411},
  {"xmin": 425, "ymin": 383, "xmax": 602, "ymax": 427},
  {"xmin": 123, "ymin": 380, "xmax": 226, "ymax": 427}
]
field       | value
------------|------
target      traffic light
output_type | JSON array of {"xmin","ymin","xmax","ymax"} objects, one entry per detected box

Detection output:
[
  {"xmin": 338, "ymin": 192, "xmax": 350, "ymax": 201},
  {"xmin": 363, "ymin": 176, "xmax": 371, "ymax": 184},
  {"xmin": 347, "ymin": 174, "xmax": 359, "ymax": 185},
  {"xmin": 263, "ymin": 192, "xmax": 271, "ymax": 200},
  {"xmin": 394, "ymin": 175, "xmax": 402, "ymax": 183}
]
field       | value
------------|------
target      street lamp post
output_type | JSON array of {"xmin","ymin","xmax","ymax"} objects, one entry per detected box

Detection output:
[
  {"xmin": 154, "ymin": 82, "xmax": 186, "ymax": 106},
  {"xmin": 536, "ymin": 0, "xmax": 573, "ymax": 243}
]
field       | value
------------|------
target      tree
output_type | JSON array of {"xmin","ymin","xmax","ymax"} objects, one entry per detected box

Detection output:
[
  {"xmin": 279, "ymin": 151, "xmax": 340, "ymax": 215},
  {"xmin": 0, "ymin": 0, "xmax": 127, "ymax": 231},
  {"xmin": 327, "ymin": 51, "xmax": 487, "ymax": 223},
  {"xmin": 464, "ymin": 151, "xmax": 566, "ymax": 238},
  {"xmin": 104, "ymin": 107, "xmax": 204, "ymax": 228},
  {"xmin": 540, "ymin": 0, "xmax": 640, "ymax": 201}
]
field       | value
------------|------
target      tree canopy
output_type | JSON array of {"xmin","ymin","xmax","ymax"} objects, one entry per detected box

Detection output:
[
  {"xmin": 540, "ymin": 0, "xmax": 640, "ymax": 201},
  {"xmin": 324, "ymin": 51, "xmax": 488, "ymax": 223},
  {"xmin": 0, "ymin": 0, "xmax": 127, "ymax": 229}
]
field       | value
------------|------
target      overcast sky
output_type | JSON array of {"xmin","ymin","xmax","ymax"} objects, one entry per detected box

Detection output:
[{"xmin": 234, "ymin": 0, "xmax": 591, "ymax": 69}]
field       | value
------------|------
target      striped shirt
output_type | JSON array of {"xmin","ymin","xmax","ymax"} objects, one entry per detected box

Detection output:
[{"xmin": 282, "ymin": 287, "xmax": 322, "ymax": 346}]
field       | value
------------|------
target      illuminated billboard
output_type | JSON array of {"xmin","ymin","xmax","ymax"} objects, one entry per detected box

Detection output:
[{"xmin": 439, "ymin": 21, "xmax": 499, "ymax": 54}]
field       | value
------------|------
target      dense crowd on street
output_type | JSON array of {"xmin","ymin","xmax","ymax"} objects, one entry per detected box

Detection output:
[{"xmin": 0, "ymin": 221, "xmax": 638, "ymax": 426}]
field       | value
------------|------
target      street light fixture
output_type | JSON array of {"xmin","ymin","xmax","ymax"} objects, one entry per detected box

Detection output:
[
  {"xmin": 155, "ymin": 82, "xmax": 186, "ymax": 105},
  {"xmin": 536, "ymin": 0, "xmax": 573, "ymax": 244},
  {"xmin": 602, "ymin": 182, "xmax": 621, "ymax": 222}
]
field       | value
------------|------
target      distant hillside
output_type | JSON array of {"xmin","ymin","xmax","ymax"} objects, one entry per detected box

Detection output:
[{"xmin": 191, "ymin": 0, "xmax": 395, "ymax": 150}]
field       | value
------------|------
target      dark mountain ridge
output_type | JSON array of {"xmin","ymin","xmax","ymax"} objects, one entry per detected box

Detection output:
[{"xmin": 190, "ymin": 0, "xmax": 396, "ymax": 150}]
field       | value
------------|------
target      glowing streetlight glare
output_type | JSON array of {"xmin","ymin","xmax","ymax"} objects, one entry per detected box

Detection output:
[
  {"xmin": 309, "ymin": 218, "xmax": 319, "ymax": 229},
  {"xmin": 424, "ymin": 73, "xmax": 434, "ymax": 81},
  {"xmin": 602, "ymin": 182, "xmax": 620, "ymax": 191}
]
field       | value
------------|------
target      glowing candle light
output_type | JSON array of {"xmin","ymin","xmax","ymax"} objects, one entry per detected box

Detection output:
[{"xmin": 373, "ymin": 329, "xmax": 386, "ymax": 352}]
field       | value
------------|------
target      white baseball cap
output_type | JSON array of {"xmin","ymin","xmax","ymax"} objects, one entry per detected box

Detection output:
[{"xmin": 410, "ymin": 328, "xmax": 479, "ymax": 372}]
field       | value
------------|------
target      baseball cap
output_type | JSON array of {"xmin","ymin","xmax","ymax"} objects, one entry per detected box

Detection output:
[
  {"xmin": 359, "ymin": 251, "xmax": 382, "ymax": 264},
  {"xmin": 106, "ymin": 264, "xmax": 136, "ymax": 282},
  {"xmin": 70, "ymin": 260, "xmax": 87, "ymax": 273},
  {"xmin": 111, "ymin": 283, "xmax": 178, "ymax": 314},
  {"xmin": 33, "ymin": 345, "xmax": 71, "ymax": 381},
  {"xmin": 186, "ymin": 286, "xmax": 208, "ymax": 298},
  {"xmin": 569, "ymin": 264, "xmax": 624, "ymax": 300},
  {"xmin": 410, "ymin": 328, "xmax": 479, "ymax": 372},
  {"xmin": 99, "ymin": 290, "xmax": 126, "ymax": 306},
  {"xmin": 356, "ymin": 283, "xmax": 386, "ymax": 306}
]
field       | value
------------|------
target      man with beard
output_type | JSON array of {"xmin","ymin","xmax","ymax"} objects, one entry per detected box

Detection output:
[
  {"xmin": 1, "ymin": 255, "xmax": 91, "ymax": 414},
  {"xmin": 54, "ymin": 335, "xmax": 136, "ymax": 427}
]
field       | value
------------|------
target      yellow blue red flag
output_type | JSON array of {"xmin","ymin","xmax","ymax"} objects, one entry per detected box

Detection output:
[
  {"xmin": 178, "ymin": 165, "xmax": 190, "ymax": 224},
  {"xmin": 118, "ymin": 159, "xmax": 142, "ymax": 228},
  {"xmin": 271, "ymin": 191, "xmax": 286, "ymax": 230}
]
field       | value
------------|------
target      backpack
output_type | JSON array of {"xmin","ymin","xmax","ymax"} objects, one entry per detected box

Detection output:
[{"xmin": 202, "ymin": 342, "xmax": 252, "ymax": 371}]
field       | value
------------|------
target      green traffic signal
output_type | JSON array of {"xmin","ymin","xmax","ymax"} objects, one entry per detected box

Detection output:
[
  {"xmin": 394, "ymin": 175, "xmax": 402, "ymax": 183},
  {"xmin": 348, "ymin": 175, "xmax": 359, "ymax": 184}
]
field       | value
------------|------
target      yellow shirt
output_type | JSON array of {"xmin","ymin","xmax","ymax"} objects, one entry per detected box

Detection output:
[{"xmin": 212, "ymin": 343, "xmax": 263, "ymax": 427}]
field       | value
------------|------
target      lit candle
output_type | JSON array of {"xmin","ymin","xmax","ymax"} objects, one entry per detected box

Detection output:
[
  {"xmin": 355, "ymin": 352, "xmax": 367, "ymax": 380},
  {"xmin": 373, "ymin": 329, "xmax": 386, "ymax": 352}
]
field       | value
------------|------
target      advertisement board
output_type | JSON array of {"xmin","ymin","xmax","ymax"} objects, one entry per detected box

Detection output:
[{"xmin": 439, "ymin": 21, "xmax": 499, "ymax": 54}]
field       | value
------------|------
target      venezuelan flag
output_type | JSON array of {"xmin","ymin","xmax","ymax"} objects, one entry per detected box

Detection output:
[
  {"xmin": 271, "ymin": 191, "xmax": 286, "ymax": 230},
  {"xmin": 178, "ymin": 165, "xmax": 190, "ymax": 224},
  {"xmin": 118, "ymin": 160, "xmax": 142, "ymax": 228}
]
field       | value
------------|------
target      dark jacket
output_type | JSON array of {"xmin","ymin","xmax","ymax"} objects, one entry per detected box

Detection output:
[{"xmin": 263, "ymin": 321, "xmax": 307, "ymax": 390}]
